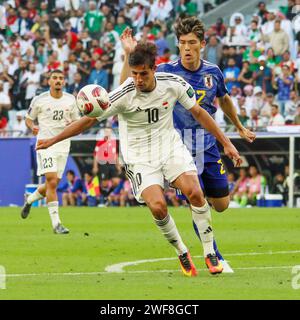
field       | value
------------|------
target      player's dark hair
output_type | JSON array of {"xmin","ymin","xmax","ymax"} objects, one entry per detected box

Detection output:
[
  {"xmin": 174, "ymin": 16, "xmax": 205, "ymax": 42},
  {"xmin": 49, "ymin": 69, "xmax": 64, "ymax": 77},
  {"xmin": 67, "ymin": 170, "xmax": 75, "ymax": 176},
  {"xmin": 128, "ymin": 42, "xmax": 157, "ymax": 69}
]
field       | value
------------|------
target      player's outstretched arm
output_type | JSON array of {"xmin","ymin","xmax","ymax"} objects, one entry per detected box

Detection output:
[
  {"xmin": 189, "ymin": 104, "xmax": 242, "ymax": 167},
  {"xmin": 36, "ymin": 116, "xmax": 98, "ymax": 150},
  {"xmin": 218, "ymin": 94, "xmax": 256, "ymax": 143}
]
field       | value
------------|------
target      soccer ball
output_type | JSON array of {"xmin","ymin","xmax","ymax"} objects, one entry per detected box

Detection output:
[{"xmin": 76, "ymin": 84, "xmax": 110, "ymax": 118}]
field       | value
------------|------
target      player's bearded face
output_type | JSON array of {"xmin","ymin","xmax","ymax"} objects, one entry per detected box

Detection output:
[
  {"xmin": 49, "ymin": 74, "xmax": 65, "ymax": 91},
  {"xmin": 131, "ymin": 65, "xmax": 156, "ymax": 92},
  {"xmin": 178, "ymin": 33, "xmax": 205, "ymax": 65}
]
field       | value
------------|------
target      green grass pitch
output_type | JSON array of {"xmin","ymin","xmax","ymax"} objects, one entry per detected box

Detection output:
[{"xmin": 0, "ymin": 207, "xmax": 299, "ymax": 300}]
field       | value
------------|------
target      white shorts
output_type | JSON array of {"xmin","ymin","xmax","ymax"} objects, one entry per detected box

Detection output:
[
  {"xmin": 124, "ymin": 145, "xmax": 197, "ymax": 203},
  {"xmin": 36, "ymin": 150, "xmax": 69, "ymax": 179}
]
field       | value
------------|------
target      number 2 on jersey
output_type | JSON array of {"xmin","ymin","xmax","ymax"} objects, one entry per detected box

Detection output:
[
  {"xmin": 217, "ymin": 159, "xmax": 226, "ymax": 175},
  {"xmin": 196, "ymin": 90, "xmax": 206, "ymax": 105}
]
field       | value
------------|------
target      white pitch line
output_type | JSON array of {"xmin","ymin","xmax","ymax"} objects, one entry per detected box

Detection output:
[
  {"xmin": 4, "ymin": 250, "xmax": 300, "ymax": 278},
  {"xmin": 4, "ymin": 265, "xmax": 296, "ymax": 278},
  {"xmin": 105, "ymin": 250, "xmax": 300, "ymax": 273}
]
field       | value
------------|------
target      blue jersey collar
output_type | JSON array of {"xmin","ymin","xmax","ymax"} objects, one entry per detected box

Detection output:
[{"xmin": 179, "ymin": 58, "xmax": 203, "ymax": 73}]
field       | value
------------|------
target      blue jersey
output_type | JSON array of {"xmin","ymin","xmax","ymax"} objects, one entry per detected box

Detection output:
[{"xmin": 156, "ymin": 59, "xmax": 228, "ymax": 152}]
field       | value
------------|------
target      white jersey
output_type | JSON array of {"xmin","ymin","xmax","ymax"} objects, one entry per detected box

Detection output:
[
  {"xmin": 26, "ymin": 91, "xmax": 80, "ymax": 153},
  {"xmin": 97, "ymin": 73, "xmax": 196, "ymax": 164}
]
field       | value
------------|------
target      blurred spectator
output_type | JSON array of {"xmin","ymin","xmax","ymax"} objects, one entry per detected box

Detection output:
[
  {"xmin": 21, "ymin": 62, "xmax": 41, "ymax": 108},
  {"xmin": 119, "ymin": 179, "xmax": 136, "ymax": 207},
  {"xmin": 273, "ymin": 64, "xmax": 294, "ymax": 115},
  {"xmin": 156, "ymin": 48, "xmax": 171, "ymax": 65},
  {"xmin": 232, "ymin": 168, "xmax": 249, "ymax": 207},
  {"xmin": 260, "ymin": 92, "xmax": 274, "ymax": 122},
  {"xmin": 67, "ymin": 72, "xmax": 85, "ymax": 96},
  {"xmin": 93, "ymin": 127, "xmax": 120, "ymax": 195},
  {"xmin": 243, "ymin": 84, "xmax": 254, "ymax": 116},
  {"xmin": 280, "ymin": 50, "xmax": 295, "ymax": 72},
  {"xmin": 211, "ymin": 17, "xmax": 227, "ymax": 38},
  {"xmin": 256, "ymin": 1, "xmax": 268, "ymax": 25},
  {"xmin": 247, "ymin": 19, "xmax": 261, "ymax": 43},
  {"xmin": 83, "ymin": 171, "xmax": 100, "ymax": 207},
  {"xmin": 271, "ymin": 172, "xmax": 287, "ymax": 205},
  {"xmin": 11, "ymin": 111, "xmax": 27, "ymax": 137},
  {"xmin": 252, "ymin": 86, "xmax": 265, "ymax": 113},
  {"xmin": 261, "ymin": 19, "xmax": 289, "ymax": 56},
  {"xmin": 58, "ymin": 170, "xmax": 86, "ymax": 206},
  {"xmin": 0, "ymin": 107, "xmax": 8, "ymax": 132},
  {"xmin": 150, "ymin": 0, "xmax": 173, "ymax": 22},
  {"xmin": 247, "ymin": 108, "xmax": 263, "ymax": 131},
  {"xmin": 238, "ymin": 60, "xmax": 253, "ymax": 91},
  {"xmin": 223, "ymin": 57, "xmax": 240, "ymax": 93},
  {"xmin": 88, "ymin": 60, "xmax": 109, "ymax": 89},
  {"xmin": 285, "ymin": 90, "xmax": 299, "ymax": 122},
  {"xmin": 266, "ymin": 47, "xmax": 281, "ymax": 70},
  {"xmin": 0, "ymin": 79, "xmax": 11, "ymax": 114},
  {"xmin": 261, "ymin": 9, "xmax": 276, "ymax": 35},
  {"xmin": 238, "ymin": 106, "xmax": 249, "ymax": 127},
  {"xmin": 35, "ymin": 73, "xmax": 50, "ymax": 96},
  {"xmin": 227, "ymin": 172, "xmax": 236, "ymax": 199},
  {"xmin": 247, "ymin": 165, "xmax": 266, "ymax": 206},
  {"xmin": 227, "ymin": 12, "xmax": 247, "ymax": 45},
  {"xmin": 253, "ymin": 55, "xmax": 273, "ymax": 93},
  {"xmin": 294, "ymin": 104, "xmax": 300, "ymax": 125},
  {"xmin": 203, "ymin": 35, "xmax": 222, "ymax": 65},
  {"xmin": 219, "ymin": 44, "xmax": 230, "ymax": 71},
  {"xmin": 269, "ymin": 103, "xmax": 285, "ymax": 126},
  {"xmin": 84, "ymin": 1, "xmax": 105, "ymax": 39},
  {"xmin": 12, "ymin": 59, "xmax": 28, "ymax": 110}
]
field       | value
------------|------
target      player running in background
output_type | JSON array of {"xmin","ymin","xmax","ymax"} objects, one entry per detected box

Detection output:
[
  {"xmin": 21, "ymin": 70, "xmax": 80, "ymax": 234},
  {"xmin": 37, "ymin": 42, "xmax": 242, "ymax": 276},
  {"xmin": 120, "ymin": 18, "xmax": 256, "ymax": 273}
]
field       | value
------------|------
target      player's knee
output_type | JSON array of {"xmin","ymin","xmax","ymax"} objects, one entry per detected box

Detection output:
[
  {"xmin": 211, "ymin": 200, "xmax": 229, "ymax": 212},
  {"xmin": 148, "ymin": 200, "xmax": 168, "ymax": 219},
  {"xmin": 185, "ymin": 188, "xmax": 204, "ymax": 205},
  {"xmin": 46, "ymin": 177, "xmax": 58, "ymax": 190}
]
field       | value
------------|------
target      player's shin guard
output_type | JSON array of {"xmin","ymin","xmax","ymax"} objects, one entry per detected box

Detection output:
[
  {"xmin": 191, "ymin": 201, "xmax": 214, "ymax": 257},
  {"xmin": 154, "ymin": 213, "xmax": 188, "ymax": 255}
]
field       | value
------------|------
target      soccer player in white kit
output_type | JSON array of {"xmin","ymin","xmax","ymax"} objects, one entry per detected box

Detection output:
[
  {"xmin": 37, "ymin": 43, "xmax": 242, "ymax": 275},
  {"xmin": 21, "ymin": 70, "xmax": 80, "ymax": 234}
]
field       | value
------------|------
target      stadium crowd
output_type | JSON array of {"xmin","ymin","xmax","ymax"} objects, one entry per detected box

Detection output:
[{"xmin": 0, "ymin": 0, "xmax": 299, "ymax": 207}]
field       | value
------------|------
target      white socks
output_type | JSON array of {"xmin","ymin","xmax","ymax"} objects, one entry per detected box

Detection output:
[
  {"xmin": 47, "ymin": 201, "xmax": 61, "ymax": 229},
  {"xmin": 27, "ymin": 190, "xmax": 44, "ymax": 204},
  {"xmin": 191, "ymin": 201, "xmax": 215, "ymax": 257},
  {"xmin": 154, "ymin": 214, "xmax": 187, "ymax": 256}
]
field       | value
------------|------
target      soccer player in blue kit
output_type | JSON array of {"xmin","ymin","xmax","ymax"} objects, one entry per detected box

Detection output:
[{"xmin": 120, "ymin": 17, "xmax": 255, "ymax": 274}]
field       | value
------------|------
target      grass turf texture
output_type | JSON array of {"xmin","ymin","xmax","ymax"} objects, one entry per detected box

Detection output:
[{"xmin": 0, "ymin": 207, "xmax": 299, "ymax": 300}]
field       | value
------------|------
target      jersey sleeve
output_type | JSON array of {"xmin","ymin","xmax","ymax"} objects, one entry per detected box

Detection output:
[
  {"xmin": 96, "ymin": 79, "xmax": 132, "ymax": 122},
  {"xmin": 156, "ymin": 63, "xmax": 167, "ymax": 72},
  {"xmin": 215, "ymin": 67, "xmax": 228, "ymax": 98},
  {"xmin": 26, "ymin": 96, "xmax": 39, "ymax": 121},
  {"xmin": 176, "ymin": 77, "xmax": 196, "ymax": 110},
  {"xmin": 70, "ymin": 99, "xmax": 81, "ymax": 121}
]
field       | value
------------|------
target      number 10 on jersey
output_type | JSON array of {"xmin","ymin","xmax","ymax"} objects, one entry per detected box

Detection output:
[{"xmin": 145, "ymin": 108, "xmax": 159, "ymax": 123}]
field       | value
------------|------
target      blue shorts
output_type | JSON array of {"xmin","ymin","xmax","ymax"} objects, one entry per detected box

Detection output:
[{"xmin": 177, "ymin": 143, "xmax": 229, "ymax": 199}]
